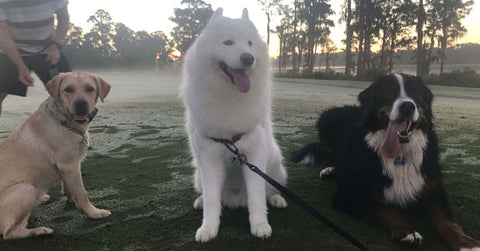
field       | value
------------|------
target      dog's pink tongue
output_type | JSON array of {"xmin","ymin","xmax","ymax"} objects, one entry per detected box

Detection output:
[
  {"xmin": 380, "ymin": 121, "xmax": 407, "ymax": 158},
  {"xmin": 232, "ymin": 69, "xmax": 251, "ymax": 93},
  {"xmin": 74, "ymin": 115, "xmax": 88, "ymax": 121}
]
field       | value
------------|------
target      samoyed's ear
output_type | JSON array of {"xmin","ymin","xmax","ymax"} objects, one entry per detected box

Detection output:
[
  {"xmin": 241, "ymin": 8, "xmax": 249, "ymax": 20},
  {"xmin": 209, "ymin": 8, "xmax": 223, "ymax": 23}
]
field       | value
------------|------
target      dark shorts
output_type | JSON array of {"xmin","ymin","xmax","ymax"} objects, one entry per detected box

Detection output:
[{"xmin": 0, "ymin": 52, "xmax": 72, "ymax": 97}]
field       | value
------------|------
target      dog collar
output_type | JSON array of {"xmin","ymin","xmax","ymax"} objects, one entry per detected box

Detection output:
[
  {"xmin": 210, "ymin": 133, "xmax": 244, "ymax": 144},
  {"xmin": 44, "ymin": 100, "xmax": 90, "ymax": 146}
]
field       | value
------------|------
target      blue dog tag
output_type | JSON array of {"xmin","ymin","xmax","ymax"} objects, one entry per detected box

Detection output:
[{"xmin": 394, "ymin": 157, "xmax": 405, "ymax": 165}]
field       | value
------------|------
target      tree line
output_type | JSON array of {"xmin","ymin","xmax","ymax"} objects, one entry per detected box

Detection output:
[
  {"xmin": 273, "ymin": 0, "xmax": 473, "ymax": 77},
  {"xmin": 63, "ymin": 0, "xmax": 214, "ymax": 68},
  {"xmin": 63, "ymin": 0, "xmax": 473, "ymax": 78}
]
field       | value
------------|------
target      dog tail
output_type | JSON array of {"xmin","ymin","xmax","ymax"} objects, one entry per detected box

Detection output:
[{"xmin": 290, "ymin": 142, "xmax": 329, "ymax": 166}]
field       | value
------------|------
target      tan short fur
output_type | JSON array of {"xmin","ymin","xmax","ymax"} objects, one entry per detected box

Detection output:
[{"xmin": 0, "ymin": 72, "xmax": 111, "ymax": 239}]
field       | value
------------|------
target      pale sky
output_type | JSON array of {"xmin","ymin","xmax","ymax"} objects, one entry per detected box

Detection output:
[{"xmin": 68, "ymin": 0, "xmax": 480, "ymax": 57}]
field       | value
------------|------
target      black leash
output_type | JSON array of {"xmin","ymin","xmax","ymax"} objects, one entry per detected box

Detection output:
[{"xmin": 221, "ymin": 140, "xmax": 371, "ymax": 251}]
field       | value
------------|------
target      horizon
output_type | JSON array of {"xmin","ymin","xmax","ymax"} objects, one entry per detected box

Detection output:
[{"xmin": 68, "ymin": 0, "xmax": 480, "ymax": 57}]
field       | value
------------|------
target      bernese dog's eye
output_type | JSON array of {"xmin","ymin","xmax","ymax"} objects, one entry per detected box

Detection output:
[
  {"xmin": 248, "ymin": 41, "xmax": 253, "ymax": 46},
  {"xmin": 64, "ymin": 87, "xmax": 74, "ymax": 93},
  {"xmin": 223, "ymin": 40, "xmax": 234, "ymax": 46},
  {"xmin": 85, "ymin": 86, "xmax": 95, "ymax": 93}
]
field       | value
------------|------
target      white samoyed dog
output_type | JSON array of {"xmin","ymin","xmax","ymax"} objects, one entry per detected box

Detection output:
[{"xmin": 181, "ymin": 8, "xmax": 288, "ymax": 242}]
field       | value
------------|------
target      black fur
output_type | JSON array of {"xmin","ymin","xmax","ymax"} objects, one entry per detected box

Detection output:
[{"xmin": 292, "ymin": 74, "xmax": 480, "ymax": 249}]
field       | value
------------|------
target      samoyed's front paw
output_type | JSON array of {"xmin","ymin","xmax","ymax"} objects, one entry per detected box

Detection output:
[
  {"xmin": 195, "ymin": 224, "xmax": 219, "ymax": 243},
  {"xmin": 268, "ymin": 194, "xmax": 287, "ymax": 208},
  {"xmin": 251, "ymin": 222, "xmax": 272, "ymax": 239}
]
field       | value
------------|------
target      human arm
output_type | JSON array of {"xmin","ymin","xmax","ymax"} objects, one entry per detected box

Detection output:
[
  {"xmin": 0, "ymin": 21, "xmax": 34, "ymax": 86},
  {"xmin": 43, "ymin": 6, "xmax": 69, "ymax": 65}
]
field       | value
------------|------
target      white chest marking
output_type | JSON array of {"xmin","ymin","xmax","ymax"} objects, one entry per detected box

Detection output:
[{"xmin": 365, "ymin": 130, "xmax": 428, "ymax": 207}]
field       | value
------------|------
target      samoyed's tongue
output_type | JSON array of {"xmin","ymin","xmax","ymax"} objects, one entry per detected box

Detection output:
[
  {"xmin": 232, "ymin": 69, "xmax": 251, "ymax": 93},
  {"xmin": 380, "ymin": 121, "xmax": 408, "ymax": 158}
]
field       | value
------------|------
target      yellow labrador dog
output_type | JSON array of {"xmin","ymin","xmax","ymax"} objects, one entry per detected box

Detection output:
[{"xmin": 0, "ymin": 72, "xmax": 111, "ymax": 239}]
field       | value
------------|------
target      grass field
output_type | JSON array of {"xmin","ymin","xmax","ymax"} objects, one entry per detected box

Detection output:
[{"xmin": 1, "ymin": 72, "xmax": 480, "ymax": 250}]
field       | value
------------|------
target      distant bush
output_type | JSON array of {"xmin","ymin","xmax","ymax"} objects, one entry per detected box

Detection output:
[
  {"xmin": 355, "ymin": 69, "xmax": 386, "ymax": 81},
  {"xmin": 275, "ymin": 67, "xmax": 480, "ymax": 88},
  {"xmin": 276, "ymin": 68, "xmax": 352, "ymax": 80},
  {"xmin": 423, "ymin": 67, "xmax": 480, "ymax": 88}
]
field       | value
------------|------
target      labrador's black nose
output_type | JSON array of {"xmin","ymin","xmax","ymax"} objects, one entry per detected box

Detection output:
[
  {"xmin": 74, "ymin": 99, "xmax": 89, "ymax": 115},
  {"xmin": 241, "ymin": 53, "xmax": 255, "ymax": 66}
]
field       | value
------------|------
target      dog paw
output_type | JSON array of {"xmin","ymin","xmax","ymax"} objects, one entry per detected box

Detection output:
[
  {"xmin": 195, "ymin": 224, "xmax": 218, "ymax": 243},
  {"xmin": 400, "ymin": 231, "xmax": 423, "ymax": 246},
  {"xmin": 86, "ymin": 208, "xmax": 111, "ymax": 219},
  {"xmin": 319, "ymin": 167, "xmax": 335, "ymax": 179},
  {"xmin": 38, "ymin": 195, "xmax": 51, "ymax": 204},
  {"xmin": 193, "ymin": 195, "xmax": 203, "ymax": 210},
  {"xmin": 268, "ymin": 194, "xmax": 287, "ymax": 208},
  {"xmin": 31, "ymin": 227, "xmax": 54, "ymax": 236},
  {"xmin": 251, "ymin": 222, "xmax": 272, "ymax": 239},
  {"xmin": 459, "ymin": 238, "xmax": 480, "ymax": 251}
]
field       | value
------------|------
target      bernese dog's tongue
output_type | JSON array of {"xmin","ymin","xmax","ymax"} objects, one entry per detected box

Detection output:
[
  {"xmin": 380, "ymin": 121, "xmax": 408, "ymax": 158},
  {"xmin": 232, "ymin": 69, "xmax": 251, "ymax": 93}
]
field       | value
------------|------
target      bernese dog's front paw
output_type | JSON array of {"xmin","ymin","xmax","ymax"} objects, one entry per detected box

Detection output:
[
  {"xmin": 319, "ymin": 166, "xmax": 335, "ymax": 179},
  {"xmin": 458, "ymin": 237, "xmax": 480, "ymax": 251},
  {"xmin": 399, "ymin": 231, "xmax": 423, "ymax": 246}
]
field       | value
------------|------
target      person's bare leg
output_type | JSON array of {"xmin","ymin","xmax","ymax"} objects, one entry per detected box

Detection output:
[{"xmin": 0, "ymin": 92, "xmax": 7, "ymax": 118}]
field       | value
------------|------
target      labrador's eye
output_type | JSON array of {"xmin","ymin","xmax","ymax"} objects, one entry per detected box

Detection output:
[
  {"xmin": 85, "ymin": 86, "xmax": 95, "ymax": 93},
  {"xmin": 223, "ymin": 40, "xmax": 234, "ymax": 46},
  {"xmin": 64, "ymin": 87, "xmax": 74, "ymax": 93}
]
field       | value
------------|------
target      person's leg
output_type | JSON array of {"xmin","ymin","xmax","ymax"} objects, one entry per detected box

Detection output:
[
  {"xmin": 0, "ymin": 54, "xmax": 27, "ymax": 118},
  {"xmin": 0, "ymin": 92, "xmax": 7, "ymax": 117},
  {"xmin": 56, "ymin": 51, "xmax": 72, "ymax": 73},
  {"xmin": 28, "ymin": 51, "xmax": 71, "ymax": 87}
]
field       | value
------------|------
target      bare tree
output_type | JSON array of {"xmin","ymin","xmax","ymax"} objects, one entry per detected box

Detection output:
[{"xmin": 257, "ymin": 0, "xmax": 283, "ymax": 46}]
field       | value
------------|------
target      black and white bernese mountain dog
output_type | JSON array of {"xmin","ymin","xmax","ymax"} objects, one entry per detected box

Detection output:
[{"xmin": 292, "ymin": 74, "xmax": 480, "ymax": 250}]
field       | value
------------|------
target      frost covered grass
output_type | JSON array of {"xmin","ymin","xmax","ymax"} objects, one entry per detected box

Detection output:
[{"xmin": 0, "ymin": 76, "xmax": 479, "ymax": 250}]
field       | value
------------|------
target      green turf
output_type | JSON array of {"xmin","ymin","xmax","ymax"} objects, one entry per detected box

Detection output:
[{"xmin": 0, "ymin": 88, "xmax": 479, "ymax": 250}]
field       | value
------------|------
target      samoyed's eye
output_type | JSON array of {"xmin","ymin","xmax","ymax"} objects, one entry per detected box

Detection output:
[
  {"xmin": 248, "ymin": 41, "xmax": 253, "ymax": 46},
  {"xmin": 223, "ymin": 40, "xmax": 234, "ymax": 45}
]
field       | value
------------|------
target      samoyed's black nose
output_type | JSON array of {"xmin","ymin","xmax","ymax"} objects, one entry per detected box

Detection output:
[{"xmin": 241, "ymin": 53, "xmax": 255, "ymax": 66}]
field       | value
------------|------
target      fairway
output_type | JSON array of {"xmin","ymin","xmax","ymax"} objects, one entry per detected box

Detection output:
[{"xmin": 1, "ymin": 71, "xmax": 480, "ymax": 250}]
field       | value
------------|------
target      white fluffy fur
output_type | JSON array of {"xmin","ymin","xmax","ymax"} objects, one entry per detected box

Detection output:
[
  {"xmin": 365, "ymin": 129, "xmax": 428, "ymax": 207},
  {"xmin": 363, "ymin": 74, "xmax": 428, "ymax": 207},
  {"xmin": 181, "ymin": 8, "xmax": 287, "ymax": 243},
  {"xmin": 390, "ymin": 74, "xmax": 419, "ymax": 121}
]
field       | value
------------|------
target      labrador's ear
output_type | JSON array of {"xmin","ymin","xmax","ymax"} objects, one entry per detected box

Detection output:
[
  {"xmin": 45, "ymin": 73, "xmax": 67, "ymax": 99},
  {"xmin": 93, "ymin": 74, "xmax": 111, "ymax": 102}
]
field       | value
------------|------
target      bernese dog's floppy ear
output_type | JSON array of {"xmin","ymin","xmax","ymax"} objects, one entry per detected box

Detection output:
[{"xmin": 357, "ymin": 83, "xmax": 375, "ymax": 127}]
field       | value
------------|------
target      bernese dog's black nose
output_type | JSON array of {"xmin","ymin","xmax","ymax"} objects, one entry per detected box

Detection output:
[
  {"xmin": 241, "ymin": 53, "xmax": 255, "ymax": 66},
  {"xmin": 399, "ymin": 101, "xmax": 415, "ymax": 117},
  {"xmin": 74, "ymin": 98, "xmax": 89, "ymax": 115}
]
